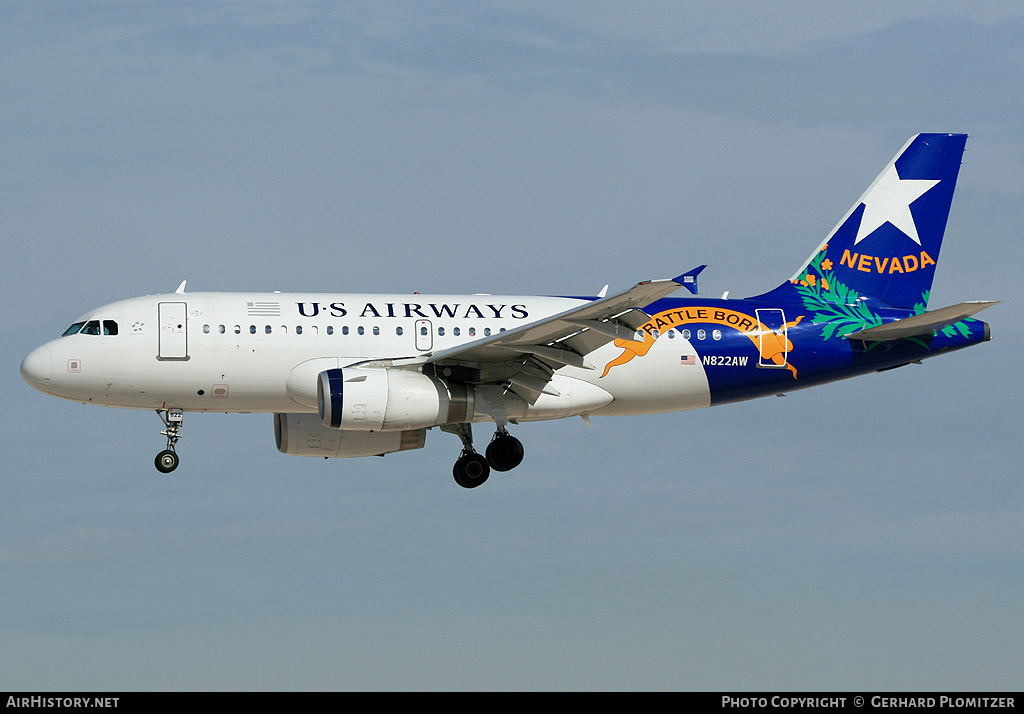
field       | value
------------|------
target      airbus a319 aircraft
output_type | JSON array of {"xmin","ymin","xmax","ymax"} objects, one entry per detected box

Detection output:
[{"xmin": 22, "ymin": 134, "xmax": 995, "ymax": 488}]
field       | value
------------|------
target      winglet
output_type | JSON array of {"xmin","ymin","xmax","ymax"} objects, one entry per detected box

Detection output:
[
  {"xmin": 175, "ymin": 280, "xmax": 187, "ymax": 295},
  {"xmin": 673, "ymin": 265, "xmax": 707, "ymax": 295}
]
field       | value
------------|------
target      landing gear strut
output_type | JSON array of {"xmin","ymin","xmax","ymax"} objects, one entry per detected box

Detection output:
[
  {"xmin": 443, "ymin": 423, "xmax": 490, "ymax": 489},
  {"xmin": 442, "ymin": 423, "xmax": 525, "ymax": 488},
  {"xmin": 155, "ymin": 408, "xmax": 183, "ymax": 474}
]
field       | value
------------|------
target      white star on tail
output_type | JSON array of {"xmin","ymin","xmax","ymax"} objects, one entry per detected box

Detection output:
[{"xmin": 854, "ymin": 162, "xmax": 939, "ymax": 245}]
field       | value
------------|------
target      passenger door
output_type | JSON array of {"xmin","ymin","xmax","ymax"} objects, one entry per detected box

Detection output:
[{"xmin": 158, "ymin": 302, "xmax": 189, "ymax": 360}]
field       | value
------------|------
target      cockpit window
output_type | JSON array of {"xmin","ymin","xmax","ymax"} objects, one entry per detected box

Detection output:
[{"xmin": 62, "ymin": 319, "xmax": 118, "ymax": 336}]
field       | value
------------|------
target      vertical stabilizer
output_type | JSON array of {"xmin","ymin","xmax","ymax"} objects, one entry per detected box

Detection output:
[{"xmin": 751, "ymin": 133, "xmax": 967, "ymax": 310}]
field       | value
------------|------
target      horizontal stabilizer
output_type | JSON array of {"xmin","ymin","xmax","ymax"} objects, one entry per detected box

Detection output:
[{"xmin": 844, "ymin": 301, "xmax": 997, "ymax": 341}]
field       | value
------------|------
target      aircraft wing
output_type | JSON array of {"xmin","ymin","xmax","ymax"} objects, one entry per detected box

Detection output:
[{"xmin": 382, "ymin": 274, "xmax": 690, "ymax": 402}]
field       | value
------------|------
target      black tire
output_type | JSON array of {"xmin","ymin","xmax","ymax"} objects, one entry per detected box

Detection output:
[
  {"xmin": 155, "ymin": 449, "xmax": 179, "ymax": 474},
  {"xmin": 486, "ymin": 434, "xmax": 524, "ymax": 472},
  {"xmin": 453, "ymin": 452, "xmax": 490, "ymax": 488}
]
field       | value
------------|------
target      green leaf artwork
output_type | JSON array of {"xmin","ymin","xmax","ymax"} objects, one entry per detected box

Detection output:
[
  {"xmin": 793, "ymin": 254, "xmax": 976, "ymax": 345},
  {"xmin": 792, "ymin": 248, "xmax": 883, "ymax": 340}
]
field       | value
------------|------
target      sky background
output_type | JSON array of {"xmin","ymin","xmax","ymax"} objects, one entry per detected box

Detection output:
[{"xmin": 2, "ymin": 0, "xmax": 1022, "ymax": 691}]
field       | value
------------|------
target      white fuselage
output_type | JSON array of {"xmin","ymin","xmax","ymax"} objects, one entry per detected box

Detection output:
[{"xmin": 23, "ymin": 292, "xmax": 713, "ymax": 422}]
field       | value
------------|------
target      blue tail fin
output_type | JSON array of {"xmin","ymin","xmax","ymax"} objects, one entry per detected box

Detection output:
[{"xmin": 752, "ymin": 133, "xmax": 967, "ymax": 310}]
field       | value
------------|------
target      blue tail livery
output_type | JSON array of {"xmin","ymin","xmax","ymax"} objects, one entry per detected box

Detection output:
[
  {"xmin": 21, "ymin": 134, "xmax": 996, "ymax": 488},
  {"xmin": 604, "ymin": 133, "xmax": 994, "ymax": 406},
  {"xmin": 754, "ymin": 133, "xmax": 967, "ymax": 311}
]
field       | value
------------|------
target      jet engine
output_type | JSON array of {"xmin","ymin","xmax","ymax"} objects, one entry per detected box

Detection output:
[
  {"xmin": 317, "ymin": 367, "xmax": 472, "ymax": 431},
  {"xmin": 274, "ymin": 412, "xmax": 426, "ymax": 458}
]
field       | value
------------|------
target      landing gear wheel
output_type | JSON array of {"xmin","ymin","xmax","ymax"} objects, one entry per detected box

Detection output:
[
  {"xmin": 155, "ymin": 449, "xmax": 179, "ymax": 474},
  {"xmin": 155, "ymin": 408, "xmax": 184, "ymax": 474},
  {"xmin": 486, "ymin": 433, "xmax": 524, "ymax": 472},
  {"xmin": 453, "ymin": 452, "xmax": 490, "ymax": 489}
]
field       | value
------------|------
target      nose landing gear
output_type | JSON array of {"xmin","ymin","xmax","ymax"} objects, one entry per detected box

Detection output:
[{"xmin": 154, "ymin": 408, "xmax": 183, "ymax": 474}]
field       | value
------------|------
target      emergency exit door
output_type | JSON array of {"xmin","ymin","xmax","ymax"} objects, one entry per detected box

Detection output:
[{"xmin": 415, "ymin": 319, "xmax": 432, "ymax": 351}]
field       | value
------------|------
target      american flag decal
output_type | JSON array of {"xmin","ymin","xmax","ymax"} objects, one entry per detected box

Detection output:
[
  {"xmin": 680, "ymin": 355, "xmax": 696, "ymax": 365},
  {"xmin": 247, "ymin": 301, "xmax": 280, "ymax": 317}
]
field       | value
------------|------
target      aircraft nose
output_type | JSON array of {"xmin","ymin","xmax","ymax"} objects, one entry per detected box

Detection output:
[{"xmin": 21, "ymin": 344, "xmax": 52, "ymax": 394}]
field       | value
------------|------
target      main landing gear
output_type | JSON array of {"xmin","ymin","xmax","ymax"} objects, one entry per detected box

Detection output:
[
  {"xmin": 154, "ymin": 408, "xmax": 183, "ymax": 474},
  {"xmin": 442, "ymin": 423, "xmax": 525, "ymax": 489},
  {"xmin": 486, "ymin": 427, "xmax": 525, "ymax": 472}
]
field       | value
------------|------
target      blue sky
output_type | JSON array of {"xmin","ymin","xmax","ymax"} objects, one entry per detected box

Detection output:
[{"xmin": 3, "ymin": 1, "xmax": 1022, "ymax": 690}]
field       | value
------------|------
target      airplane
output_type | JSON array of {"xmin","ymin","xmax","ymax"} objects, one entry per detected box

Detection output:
[{"xmin": 21, "ymin": 133, "xmax": 996, "ymax": 488}]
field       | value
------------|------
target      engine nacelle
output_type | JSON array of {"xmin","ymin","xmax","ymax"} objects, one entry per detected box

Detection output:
[
  {"xmin": 318, "ymin": 366, "xmax": 471, "ymax": 431},
  {"xmin": 275, "ymin": 413, "xmax": 426, "ymax": 458}
]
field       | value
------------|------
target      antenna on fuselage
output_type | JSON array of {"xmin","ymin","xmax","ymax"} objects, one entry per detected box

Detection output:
[{"xmin": 175, "ymin": 280, "xmax": 187, "ymax": 294}]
